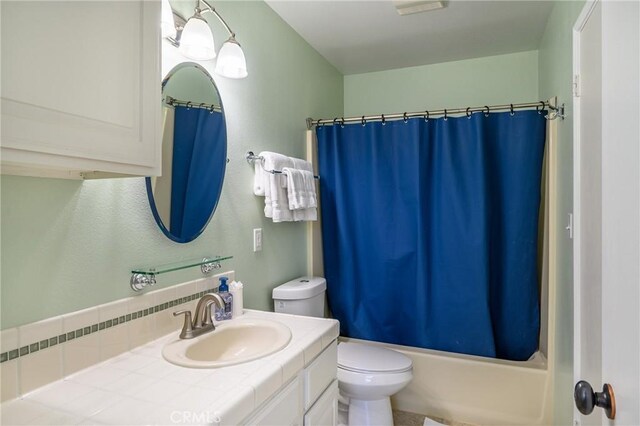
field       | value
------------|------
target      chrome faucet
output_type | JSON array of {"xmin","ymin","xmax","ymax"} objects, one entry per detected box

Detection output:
[{"xmin": 173, "ymin": 293, "xmax": 225, "ymax": 339}]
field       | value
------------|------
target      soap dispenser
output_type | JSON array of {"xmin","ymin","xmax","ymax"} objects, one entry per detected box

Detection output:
[{"xmin": 214, "ymin": 276, "xmax": 233, "ymax": 321}]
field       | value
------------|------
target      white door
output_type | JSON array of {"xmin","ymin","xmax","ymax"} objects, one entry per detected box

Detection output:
[{"xmin": 573, "ymin": 1, "xmax": 640, "ymax": 425}]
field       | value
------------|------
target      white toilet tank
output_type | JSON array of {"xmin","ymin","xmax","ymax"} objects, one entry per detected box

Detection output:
[{"xmin": 272, "ymin": 276, "xmax": 326, "ymax": 318}]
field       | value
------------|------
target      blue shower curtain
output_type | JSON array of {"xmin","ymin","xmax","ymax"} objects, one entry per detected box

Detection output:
[
  {"xmin": 317, "ymin": 110, "xmax": 546, "ymax": 361},
  {"xmin": 170, "ymin": 106, "xmax": 226, "ymax": 240}
]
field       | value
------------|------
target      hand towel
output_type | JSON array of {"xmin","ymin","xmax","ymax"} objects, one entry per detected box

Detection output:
[
  {"xmin": 290, "ymin": 157, "xmax": 318, "ymax": 221},
  {"xmin": 262, "ymin": 152, "xmax": 295, "ymax": 222},
  {"xmin": 282, "ymin": 167, "xmax": 317, "ymax": 210}
]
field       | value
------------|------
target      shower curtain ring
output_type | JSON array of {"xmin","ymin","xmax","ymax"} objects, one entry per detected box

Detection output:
[
  {"xmin": 186, "ymin": 101, "xmax": 192, "ymax": 109},
  {"xmin": 209, "ymin": 104, "xmax": 215, "ymax": 114},
  {"xmin": 381, "ymin": 114, "xmax": 386, "ymax": 125},
  {"xmin": 362, "ymin": 116, "xmax": 366, "ymax": 126},
  {"xmin": 510, "ymin": 104, "xmax": 515, "ymax": 116},
  {"xmin": 444, "ymin": 109, "xmax": 448, "ymax": 121},
  {"xmin": 484, "ymin": 106, "xmax": 490, "ymax": 117},
  {"xmin": 537, "ymin": 101, "xmax": 545, "ymax": 114},
  {"xmin": 466, "ymin": 107, "xmax": 472, "ymax": 118},
  {"xmin": 333, "ymin": 118, "xmax": 339, "ymax": 127},
  {"xmin": 340, "ymin": 117, "xmax": 345, "ymax": 128},
  {"xmin": 403, "ymin": 112, "xmax": 408, "ymax": 123},
  {"xmin": 424, "ymin": 111, "xmax": 429, "ymax": 122}
]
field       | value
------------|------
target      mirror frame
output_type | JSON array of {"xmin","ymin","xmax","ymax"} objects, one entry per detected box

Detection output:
[{"xmin": 146, "ymin": 62, "xmax": 227, "ymax": 244}]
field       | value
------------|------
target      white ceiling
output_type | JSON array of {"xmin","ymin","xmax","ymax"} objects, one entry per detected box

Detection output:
[{"xmin": 265, "ymin": 0, "xmax": 554, "ymax": 75}]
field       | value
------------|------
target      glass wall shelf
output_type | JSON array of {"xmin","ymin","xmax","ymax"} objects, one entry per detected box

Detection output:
[{"xmin": 130, "ymin": 255, "xmax": 232, "ymax": 292}]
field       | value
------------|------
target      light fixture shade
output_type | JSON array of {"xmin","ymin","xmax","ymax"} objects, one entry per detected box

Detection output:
[
  {"xmin": 215, "ymin": 38, "xmax": 248, "ymax": 79},
  {"xmin": 161, "ymin": 0, "xmax": 176, "ymax": 39},
  {"xmin": 180, "ymin": 16, "xmax": 216, "ymax": 60}
]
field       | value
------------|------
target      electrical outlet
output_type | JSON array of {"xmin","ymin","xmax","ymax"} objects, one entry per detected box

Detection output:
[{"xmin": 253, "ymin": 228, "xmax": 262, "ymax": 252}]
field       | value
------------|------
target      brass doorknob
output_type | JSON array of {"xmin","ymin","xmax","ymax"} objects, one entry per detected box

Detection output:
[{"xmin": 574, "ymin": 380, "xmax": 616, "ymax": 420}]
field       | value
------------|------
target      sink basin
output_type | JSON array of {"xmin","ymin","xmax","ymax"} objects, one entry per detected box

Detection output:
[{"xmin": 162, "ymin": 318, "xmax": 292, "ymax": 368}]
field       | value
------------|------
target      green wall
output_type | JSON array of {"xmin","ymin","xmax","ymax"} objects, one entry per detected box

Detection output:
[
  {"xmin": 0, "ymin": 1, "xmax": 343, "ymax": 329},
  {"xmin": 344, "ymin": 50, "xmax": 539, "ymax": 116},
  {"xmin": 537, "ymin": 1, "xmax": 585, "ymax": 424}
]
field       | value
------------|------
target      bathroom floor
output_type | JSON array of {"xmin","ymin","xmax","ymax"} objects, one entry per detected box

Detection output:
[{"xmin": 392, "ymin": 410, "xmax": 477, "ymax": 426}]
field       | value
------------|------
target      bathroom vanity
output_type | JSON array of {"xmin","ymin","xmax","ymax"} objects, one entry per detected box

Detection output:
[{"xmin": 0, "ymin": 310, "xmax": 339, "ymax": 425}]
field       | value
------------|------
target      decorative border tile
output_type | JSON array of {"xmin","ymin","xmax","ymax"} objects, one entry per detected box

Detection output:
[{"xmin": 0, "ymin": 290, "xmax": 209, "ymax": 363}]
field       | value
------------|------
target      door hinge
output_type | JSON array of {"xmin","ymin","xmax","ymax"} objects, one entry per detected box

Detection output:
[
  {"xmin": 566, "ymin": 213, "xmax": 574, "ymax": 239},
  {"xmin": 573, "ymin": 74, "xmax": 580, "ymax": 97}
]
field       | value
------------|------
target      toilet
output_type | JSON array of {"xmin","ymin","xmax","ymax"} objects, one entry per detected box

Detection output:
[{"xmin": 273, "ymin": 277, "xmax": 414, "ymax": 426}]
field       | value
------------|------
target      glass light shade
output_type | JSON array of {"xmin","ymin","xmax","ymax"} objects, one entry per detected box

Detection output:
[
  {"xmin": 161, "ymin": 0, "xmax": 176, "ymax": 39},
  {"xmin": 215, "ymin": 39, "xmax": 248, "ymax": 79},
  {"xmin": 179, "ymin": 16, "xmax": 216, "ymax": 60}
]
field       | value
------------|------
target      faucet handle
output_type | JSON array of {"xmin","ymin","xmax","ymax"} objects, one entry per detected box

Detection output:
[{"xmin": 173, "ymin": 310, "xmax": 194, "ymax": 339}]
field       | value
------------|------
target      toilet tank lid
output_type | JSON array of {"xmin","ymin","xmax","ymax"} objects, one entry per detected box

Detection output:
[
  {"xmin": 272, "ymin": 277, "xmax": 327, "ymax": 300},
  {"xmin": 338, "ymin": 342, "xmax": 412, "ymax": 373}
]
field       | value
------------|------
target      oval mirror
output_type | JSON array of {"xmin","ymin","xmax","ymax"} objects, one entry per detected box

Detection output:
[{"xmin": 146, "ymin": 62, "xmax": 227, "ymax": 243}]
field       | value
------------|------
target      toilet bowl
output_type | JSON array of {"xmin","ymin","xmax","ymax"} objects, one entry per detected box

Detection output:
[{"xmin": 338, "ymin": 342, "xmax": 413, "ymax": 426}]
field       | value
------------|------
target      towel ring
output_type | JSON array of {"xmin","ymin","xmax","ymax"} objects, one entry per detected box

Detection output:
[
  {"xmin": 484, "ymin": 106, "xmax": 490, "ymax": 117},
  {"xmin": 403, "ymin": 112, "xmax": 408, "ymax": 123},
  {"xmin": 381, "ymin": 114, "xmax": 386, "ymax": 125},
  {"xmin": 510, "ymin": 104, "xmax": 515, "ymax": 116},
  {"xmin": 466, "ymin": 107, "xmax": 472, "ymax": 118}
]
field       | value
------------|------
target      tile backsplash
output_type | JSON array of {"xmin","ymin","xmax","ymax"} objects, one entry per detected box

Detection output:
[{"xmin": 0, "ymin": 271, "xmax": 234, "ymax": 401}]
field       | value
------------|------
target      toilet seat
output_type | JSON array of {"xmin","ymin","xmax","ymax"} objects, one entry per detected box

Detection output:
[{"xmin": 338, "ymin": 342, "xmax": 412, "ymax": 374}]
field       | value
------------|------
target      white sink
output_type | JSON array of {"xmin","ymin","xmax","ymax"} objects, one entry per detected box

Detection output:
[{"xmin": 162, "ymin": 318, "xmax": 292, "ymax": 368}]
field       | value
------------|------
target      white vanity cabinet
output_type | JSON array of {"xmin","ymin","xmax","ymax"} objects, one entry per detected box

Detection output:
[
  {"xmin": 0, "ymin": 1, "xmax": 161, "ymax": 179},
  {"xmin": 245, "ymin": 341, "xmax": 338, "ymax": 426}
]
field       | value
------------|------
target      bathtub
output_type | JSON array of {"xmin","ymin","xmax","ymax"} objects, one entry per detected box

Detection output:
[{"xmin": 339, "ymin": 337, "xmax": 553, "ymax": 426}]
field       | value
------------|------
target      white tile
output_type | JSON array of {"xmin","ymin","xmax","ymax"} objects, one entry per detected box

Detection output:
[
  {"xmin": 18, "ymin": 347, "xmax": 63, "ymax": 394},
  {"xmin": 0, "ymin": 399, "xmax": 53, "ymax": 425},
  {"xmin": 62, "ymin": 307, "xmax": 99, "ymax": 333},
  {"xmin": 135, "ymin": 379, "xmax": 191, "ymax": 404},
  {"xmin": 1, "ymin": 360, "xmax": 19, "ymax": 401},
  {"xmin": 61, "ymin": 388, "xmax": 123, "ymax": 418},
  {"xmin": 148, "ymin": 285, "xmax": 176, "ymax": 305},
  {"xmin": 88, "ymin": 396, "xmax": 160, "ymax": 425},
  {"xmin": 129, "ymin": 339, "xmax": 166, "ymax": 358},
  {"xmin": 127, "ymin": 293, "xmax": 156, "ymax": 349},
  {"xmin": 241, "ymin": 363, "xmax": 283, "ymax": 407},
  {"xmin": 1, "ymin": 328, "xmax": 18, "ymax": 353},
  {"xmin": 302, "ymin": 334, "xmax": 323, "ymax": 365},
  {"xmin": 170, "ymin": 385, "xmax": 226, "ymax": 414},
  {"xmin": 18, "ymin": 316, "xmax": 62, "ymax": 347},
  {"xmin": 135, "ymin": 358, "xmax": 181, "ymax": 378},
  {"xmin": 174, "ymin": 279, "xmax": 198, "ymax": 299},
  {"xmin": 275, "ymin": 345, "xmax": 305, "ymax": 383},
  {"xmin": 97, "ymin": 298, "xmax": 130, "ymax": 361},
  {"xmin": 29, "ymin": 408, "xmax": 84, "ymax": 425},
  {"xmin": 210, "ymin": 383, "xmax": 255, "ymax": 426},
  {"xmin": 101, "ymin": 372, "xmax": 157, "ymax": 396},
  {"xmin": 24, "ymin": 380, "xmax": 95, "ymax": 409},
  {"xmin": 106, "ymin": 353, "xmax": 154, "ymax": 372},
  {"xmin": 164, "ymin": 366, "xmax": 215, "ymax": 385},
  {"xmin": 321, "ymin": 322, "xmax": 340, "ymax": 348},
  {"xmin": 67, "ymin": 364, "xmax": 130, "ymax": 388},
  {"xmin": 194, "ymin": 370, "xmax": 246, "ymax": 392}
]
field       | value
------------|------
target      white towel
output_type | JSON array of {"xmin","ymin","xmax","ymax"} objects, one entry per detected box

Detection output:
[
  {"xmin": 262, "ymin": 152, "xmax": 295, "ymax": 222},
  {"xmin": 282, "ymin": 167, "xmax": 317, "ymax": 210},
  {"xmin": 290, "ymin": 158, "xmax": 318, "ymax": 221},
  {"xmin": 253, "ymin": 160, "xmax": 269, "ymax": 196}
]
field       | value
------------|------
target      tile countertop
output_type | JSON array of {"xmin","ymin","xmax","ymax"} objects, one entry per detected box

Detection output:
[{"xmin": 0, "ymin": 310, "xmax": 339, "ymax": 426}]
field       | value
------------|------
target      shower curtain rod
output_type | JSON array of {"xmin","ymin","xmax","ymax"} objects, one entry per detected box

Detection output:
[
  {"xmin": 306, "ymin": 98, "xmax": 564, "ymax": 129},
  {"xmin": 164, "ymin": 96, "xmax": 222, "ymax": 112}
]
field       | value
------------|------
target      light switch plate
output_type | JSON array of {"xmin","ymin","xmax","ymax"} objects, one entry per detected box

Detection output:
[{"xmin": 253, "ymin": 228, "xmax": 263, "ymax": 252}]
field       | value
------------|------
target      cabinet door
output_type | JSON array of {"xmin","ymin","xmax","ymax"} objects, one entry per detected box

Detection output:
[
  {"xmin": 304, "ymin": 380, "xmax": 338, "ymax": 426},
  {"xmin": 0, "ymin": 1, "xmax": 161, "ymax": 178}
]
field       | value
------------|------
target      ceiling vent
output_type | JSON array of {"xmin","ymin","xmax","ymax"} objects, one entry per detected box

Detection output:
[{"xmin": 393, "ymin": 0, "xmax": 446, "ymax": 16}]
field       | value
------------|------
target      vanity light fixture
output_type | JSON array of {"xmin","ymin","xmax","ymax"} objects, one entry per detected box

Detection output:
[{"xmin": 165, "ymin": 0, "xmax": 248, "ymax": 79}]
